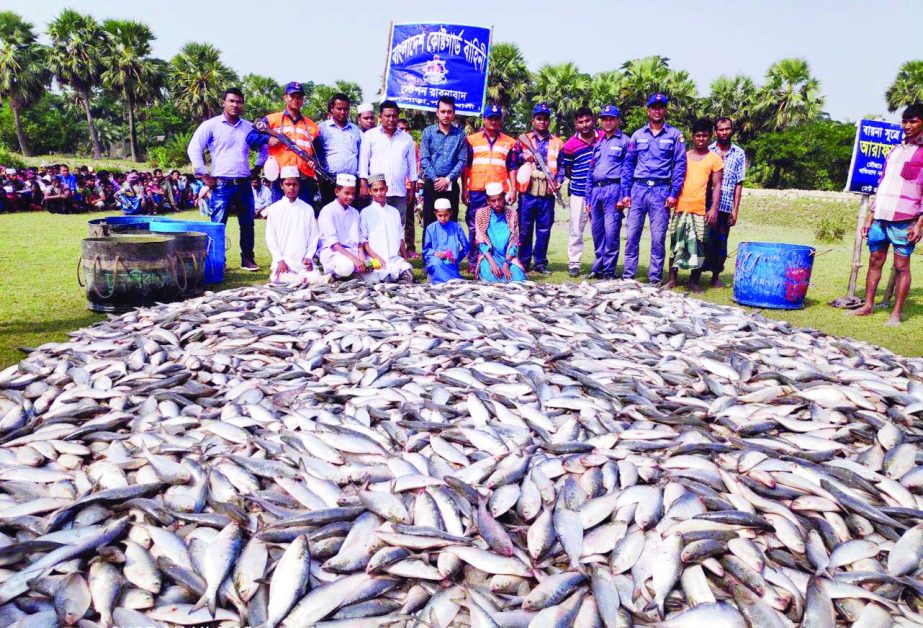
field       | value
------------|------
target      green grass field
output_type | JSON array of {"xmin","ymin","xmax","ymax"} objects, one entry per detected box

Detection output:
[{"xmin": 1, "ymin": 194, "xmax": 920, "ymax": 367}]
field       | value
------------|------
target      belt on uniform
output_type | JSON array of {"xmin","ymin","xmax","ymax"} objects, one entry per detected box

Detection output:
[
  {"xmin": 592, "ymin": 178, "xmax": 621, "ymax": 187},
  {"xmin": 214, "ymin": 177, "xmax": 249, "ymax": 186},
  {"xmin": 634, "ymin": 178, "xmax": 670, "ymax": 187}
]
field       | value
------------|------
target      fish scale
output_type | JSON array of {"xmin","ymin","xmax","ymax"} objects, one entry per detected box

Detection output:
[{"xmin": 0, "ymin": 280, "xmax": 920, "ymax": 626}]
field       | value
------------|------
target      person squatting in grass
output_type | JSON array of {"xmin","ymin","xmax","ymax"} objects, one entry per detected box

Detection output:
[{"xmin": 851, "ymin": 103, "xmax": 923, "ymax": 326}]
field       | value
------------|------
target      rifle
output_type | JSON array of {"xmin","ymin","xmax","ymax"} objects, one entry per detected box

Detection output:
[
  {"xmin": 518, "ymin": 133, "xmax": 567, "ymax": 209},
  {"xmin": 253, "ymin": 119, "xmax": 335, "ymax": 184}
]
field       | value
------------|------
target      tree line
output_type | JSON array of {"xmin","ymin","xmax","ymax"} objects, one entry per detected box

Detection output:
[{"xmin": 1, "ymin": 11, "xmax": 921, "ymax": 190}]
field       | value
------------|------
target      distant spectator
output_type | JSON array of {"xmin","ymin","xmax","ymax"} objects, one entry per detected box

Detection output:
[{"xmin": 43, "ymin": 178, "xmax": 72, "ymax": 214}]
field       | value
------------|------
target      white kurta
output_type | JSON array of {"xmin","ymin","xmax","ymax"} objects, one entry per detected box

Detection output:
[
  {"xmin": 361, "ymin": 201, "xmax": 413, "ymax": 282},
  {"xmin": 318, "ymin": 200, "xmax": 365, "ymax": 276},
  {"xmin": 264, "ymin": 196, "xmax": 325, "ymax": 284}
]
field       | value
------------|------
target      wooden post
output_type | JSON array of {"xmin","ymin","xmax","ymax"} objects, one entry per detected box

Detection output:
[
  {"xmin": 379, "ymin": 22, "xmax": 394, "ymax": 102},
  {"xmin": 879, "ymin": 266, "xmax": 897, "ymax": 307},
  {"xmin": 846, "ymin": 194, "xmax": 869, "ymax": 299}
]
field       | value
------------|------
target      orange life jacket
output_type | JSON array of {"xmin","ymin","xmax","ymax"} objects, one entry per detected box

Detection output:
[
  {"xmin": 515, "ymin": 132, "xmax": 564, "ymax": 193},
  {"xmin": 264, "ymin": 111, "xmax": 319, "ymax": 178},
  {"xmin": 465, "ymin": 131, "xmax": 517, "ymax": 192}
]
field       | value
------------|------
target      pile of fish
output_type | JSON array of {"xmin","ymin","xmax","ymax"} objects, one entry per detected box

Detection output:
[{"xmin": 0, "ymin": 279, "xmax": 922, "ymax": 628}]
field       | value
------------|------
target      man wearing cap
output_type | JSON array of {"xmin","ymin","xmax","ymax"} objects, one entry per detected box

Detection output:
[
  {"xmin": 475, "ymin": 182, "xmax": 527, "ymax": 283},
  {"xmin": 189, "ymin": 87, "xmax": 267, "ymax": 271},
  {"xmin": 514, "ymin": 103, "xmax": 565, "ymax": 275},
  {"xmin": 253, "ymin": 81, "xmax": 321, "ymax": 207},
  {"xmin": 463, "ymin": 104, "xmax": 518, "ymax": 271},
  {"xmin": 357, "ymin": 104, "xmax": 376, "ymax": 132},
  {"xmin": 265, "ymin": 165, "xmax": 326, "ymax": 285},
  {"xmin": 359, "ymin": 100, "xmax": 418, "ymax": 227},
  {"xmin": 315, "ymin": 92, "xmax": 362, "ymax": 206},
  {"xmin": 420, "ymin": 95, "xmax": 467, "ymax": 244},
  {"xmin": 587, "ymin": 104, "xmax": 631, "ymax": 279},
  {"xmin": 318, "ymin": 173, "xmax": 372, "ymax": 279},
  {"xmin": 621, "ymin": 93, "xmax": 687, "ymax": 285}
]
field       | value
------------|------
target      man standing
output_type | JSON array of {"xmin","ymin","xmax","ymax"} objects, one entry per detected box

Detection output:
[
  {"xmin": 587, "ymin": 105, "xmax": 630, "ymax": 279},
  {"xmin": 420, "ymin": 96, "xmax": 467, "ymax": 242},
  {"xmin": 357, "ymin": 103, "xmax": 376, "ymax": 132},
  {"xmin": 254, "ymin": 81, "xmax": 320, "ymax": 206},
  {"xmin": 705, "ymin": 117, "xmax": 746, "ymax": 287},
  {"xmin": 851, "ymin": 103, "xmax": 923, "ymax": 326},
  {"xmin": 188, "ymin": 87, "xmax": 267, "ymax": 271},
  {"xmin": 621, "ymin": 93, "xmax": 687, "ymax": 285},
  {"xmin": 315, "ymin": 92, "xmax": 362, "ymax": 206},
  {"xmin": 462, "ymin": 104, "xmax": 518, "ymax": 271},
  {"xmin": 359, "ymin": 101, "xmax": 417, "ymax": 231},
  {"xmin": 515, "ymin": 103, "xmax": 564, "ymax": 275},
  {"xmin": 559, "ymin": 107, "xmax": 602, "ymax": 277}
]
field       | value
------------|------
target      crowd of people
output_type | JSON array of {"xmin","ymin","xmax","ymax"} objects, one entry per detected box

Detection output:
[
  {"xmin": 184, "ymin": 84, "xmax": 750, "ymax": 287},
  {"xmin": 7, "ymin": 80, "xmax": 922, "ymax": 319}
]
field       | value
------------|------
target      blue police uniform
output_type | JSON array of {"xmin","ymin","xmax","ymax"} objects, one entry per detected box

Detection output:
[
  {"xmin": 588, "ymin": 105, "xmax": 630, "ymax": 276},
  {"xmin": 621, "ymin": 94, "xmax": 687, "ymax": 283}
]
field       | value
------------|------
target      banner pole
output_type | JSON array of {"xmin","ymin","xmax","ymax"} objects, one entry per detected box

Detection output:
[
  {"xmin": 379, "ymin": 21, "xmax": 393, "ymax": 102},
  {"xmin": 846, "ymin": 194, "xmax": 869, "ymax": 300}
]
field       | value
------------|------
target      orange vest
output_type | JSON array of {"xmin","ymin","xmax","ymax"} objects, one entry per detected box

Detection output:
[
  {"xmin": 516, "ymin": 132, "xmax": 564, "ymax": 192},
  {"xmin": 465, "ymin": 131, "xmax": 517, "ymax": 192},
  {"xmin": 265, "ymin": 111, "xmax": 319, "ymax": 177}
]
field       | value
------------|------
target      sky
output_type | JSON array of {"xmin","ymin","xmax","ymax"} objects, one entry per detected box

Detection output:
[{"xmin": 9, "ymin": 0, "xmax": 921, "ymax": 122}]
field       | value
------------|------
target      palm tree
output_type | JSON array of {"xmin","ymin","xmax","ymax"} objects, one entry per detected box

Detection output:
[
  {"xmin": 169, "ymin": 42, "xmax": 238, "ymax": 122},
  {"xmin": 706, "ymin": 74, "xmax": 759, "ymax": 142},
  {"xmin": 241, "ymin": 73, "xmax": 282, "ymax": 120},
  {"xmin": 756, "ymin": 57, "xmax": 824, "ymax": 131},
  {"xmin": 0, "ymin": 12, "xmax": 48, "ymax": 156},
  {"xmin": 885, "ymin": 60, "xmax": 923, "ymax": 113},
  {"xmin": 47, "ymin": 9, "xmax": 105, "ymax": 159},
  {"xmin": 533, "ymin": 62, "xmax": 591, "ymax": 135},
  {"xmin": 486, "ymin": 42, "xmax": 530, "ymax": 112},
  {"xmin": 588, "ymin": 71, "xmax": 625, "ymax": 112},
  {"xmin": 619, "ymin": 56, "xmax": 672, "ymax": 110},
  {"xmin": 101, "ymin": 19, "xmax": 159, "ymax": 162}
]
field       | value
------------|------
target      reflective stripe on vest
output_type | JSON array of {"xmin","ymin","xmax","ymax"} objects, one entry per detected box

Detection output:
[
  {"xmin": 265, "ymin": 111, "xmax": 318, "ymax": 177},
  {"xmin": 466, "ymin": 132, "xmax": 516, "ymax": 192}
]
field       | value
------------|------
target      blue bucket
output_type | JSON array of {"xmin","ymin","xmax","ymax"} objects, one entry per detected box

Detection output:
[
  {"xmin": 733, "ymin": 242, "xmax": 816, "ymax": 310},
  {"xmin": 150, "ymin": 220, "xmax": 226, "ymax": 284},
  {"xmin": 87, "ymin": 215, "xmax": 171, "ymax": 238}
]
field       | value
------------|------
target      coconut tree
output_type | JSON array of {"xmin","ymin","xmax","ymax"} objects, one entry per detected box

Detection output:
[
  {"xmin": 169, "ymin": 42, "xmax": 238, "ymax": 122},
  {"xmin": 0, "ymin": 12, "xmax": 48, "ymax": 156},
  {"xmin": 486, "ymin": 42, "xmax": 530, "ymax": 112},
  {"xmin": 47, "ymin": 9, "xmax": 106, "ymax": 158},
  {"xmin": 756, "ymin": 58, "xmax": 824, "ymax": 131},
  {"xmin": 885, "ymin": 60, "xmax": 923, "ymax": 113},
  {"xmin": 101, "ymin": 19, "xmax": 160, "ymax": 162},
  {"xmin": 706, "ymin": 74, "xmax": 759, "ymax": 142},
  {"xmin": 533, "ymin": 62, "xmax": 591, "ymax": 135}
]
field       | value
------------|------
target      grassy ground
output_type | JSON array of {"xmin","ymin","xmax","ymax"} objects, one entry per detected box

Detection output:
[{"xmin": 0, "ymin": 195, "xmax": 920, "ymax": 367}]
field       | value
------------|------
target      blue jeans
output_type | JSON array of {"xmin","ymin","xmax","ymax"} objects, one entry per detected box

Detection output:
[
  {"xmin": 518, "ymin": 194, "xmax": 554, "ymax": 270},
  {"xmin": 210, "ymin": 180, "xmax": 255, "ymax": 261},
  {"xmin": 623, "ymin": 182, "xmax": 670, "ymax": 282},
  {"xmin": 588, "ymin": 183, "xmax": 624, "ymax": 275}
]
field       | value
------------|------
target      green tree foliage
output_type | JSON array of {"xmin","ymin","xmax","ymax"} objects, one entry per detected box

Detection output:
[
  {"xmin": 886, "ymin": 60, "xmax": 923, "ymax": 113},
  {"xmin": 169, "ymin": 42, "xmax": 238, "ymax": 122},
  {"xmin": 241, "ymin": 73, "xmax": 283, "ymax": 120},
  {"xmin": 747, "ymin": 119, "xmax": 854, "ymax": 190},
  {"xmin": 755, "ymin": 58, "xmax": 824, "ymax": 131},
  {"xmin": 0, "ymin": 12, "xmax": 49, "ymax": 156},
  {"xmin": 0, "ymin": 93, "xmax": 84, "ymax": 155},
  {"xmin": 533, "ymin": 62, "xmax": 591, "ymax": 136},
  {"xmin": 47, "ymin": 9, "xmax": 106, "ymax": 159},
  {"xmin": 704, "ymin": 75, "xmax": 760, "ymax": 143},
  {"xmin": 305, "ymin": 81, "xmax": 362, "ymax": 120},
  {"xmin": 486, "ymin": 43, "xmax": 530, "ymax": 112},
  {"xmin": 101, "ymin": 19, "xmax": 162, "ymax": 162}
]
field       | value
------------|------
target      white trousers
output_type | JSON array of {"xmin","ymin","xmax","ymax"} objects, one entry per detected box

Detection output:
[
  {"xmin": 568, "ymin": 194, "xmax": 589, "ymax": 269},
  {"xmin": 325, "ymin": 253, "xmax": 357, "ymax": 278}
]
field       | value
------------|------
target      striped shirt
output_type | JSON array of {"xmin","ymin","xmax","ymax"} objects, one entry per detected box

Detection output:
[
  {"xmin": 560, "ymin": 130, "xmax": 602, "ymax": 198},
  {"xmin": 873, "ymin": 134, "xmax": 923, "ymax": 222},
  {"xmin": 709, "ymin": 142, "xmax": 747, "ymax": 213}
]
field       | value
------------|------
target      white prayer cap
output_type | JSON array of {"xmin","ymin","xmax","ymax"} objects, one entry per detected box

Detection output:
[
  {"xmin": 280, "ymin": 165, "xmax": 300, "ymax": 180},
  {"xmin": 434, "ymin": 198, "xmax": 451, "ymax": 210},
  {"xmin": 337, "ymin": 173, "xmax": 357, "ymax": 187},
  {"xmin": 485, "ymin": 182, "xmax": 504, "ymax": 197},
  {"xmin": 357, "ymin": 103, "xmax": 374, "ymax": 114}
]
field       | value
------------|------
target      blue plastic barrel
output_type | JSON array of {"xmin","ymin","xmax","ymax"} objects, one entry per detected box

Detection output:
[
  {"xmin": 733, "ymin": 242, "xmax": 816, "ymax": 310},
  {"xmin": 150, "ymin": 220, "xmax": 226, "ymax": 284}
]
